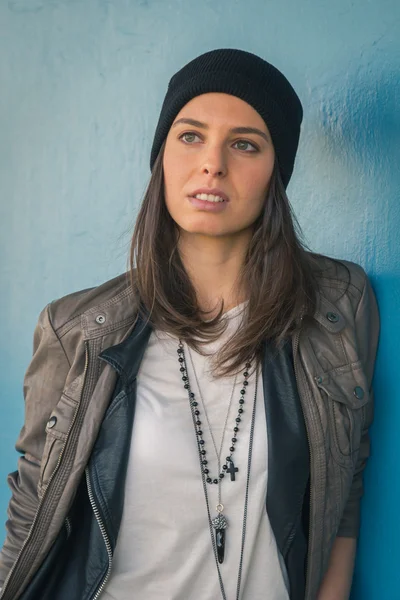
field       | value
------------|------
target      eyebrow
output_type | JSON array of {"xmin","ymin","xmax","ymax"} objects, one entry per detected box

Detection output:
[{"xmin": 171, "ymin": 118, "xmax": 270, "ymax": 144}]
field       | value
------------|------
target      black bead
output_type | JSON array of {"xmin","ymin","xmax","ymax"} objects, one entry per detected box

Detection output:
[
  {"xmin": 213, "ymin": 479, "xmax": 218, "ymax": 484},
  {"xmin": 196, "ymin": 420, "xmax": 201, "ymax": 426},
  {"xmin": 234, "ymin": 427, "xmax": 239, "ymax": 432},
  {"xmin": 184, "ymin": 384, "xmax": 189, "ymax": 389},
  {"xmin": 190, "ymin": 392, "xmax": 195, "ymax": 398},
  {"xmin": 220, "ymin": 473, "xmax": 224, "ymax": 478},
  {"xmin": 238, "ymin": 408, "xmax": 243, "ymax": 414},
  {"xmin": 226, "ymin": 456, "xmax": 231, "ymax": 462},
  {"xmin": 199, "ymin": 440, "xmax": 205, "ymax": 445},
  {"xmin": 246, "ymin": 362, "xmax": 251, "ymax": 368},
  {"xmin": 243, "ymin": 381, "xmax": 248, "ymax": 386},
  {"xmin": 230, "ymin": 446, "xmax": 235, "ymax": 452},
  {"xmin": 204, "ymin": 469, "xmax": 209, "ymax": 474},
  {"xmin": 177, "ymin": 348, "xmax": 183, "ymax": 353},
  {"xmin": 197, "ymin": 430, "xmax": 203, "ymax": 435},
  {"xmin": 194, "ymin": 410, "xmax": 200, "ymax": 415},
  {"xmin": 223, "ymin": 464, "xmax": 227, "ymax": 470},
  {"xmin": 178, "ymin": 357, "xmax": 184, "ymax": 362},
  {"xmin": 240, "ymin": 389, "xmax": 246, "ymax": 395},
  {"xmin": 232, "ymin": 437, "xmax": 237, "ymax": 443},
  {"xmin": 206, "ymin": 477, "xmax": 212, "ymax": 483},
  {"xmin": 239, "ymin": 399, "xmax": 244, "ymax": 404},
  {"xmin": 180, "ymin": 367, "xmax": 185, "ymax": 372},
  {"xmin": 236, "ymin": 417, "xmax": 241, "ymax": 422},
  {"xmin": 192, "ymin": 401, "xmax": 198, "ymax": 406},
  {"xmin": 200, "ymin": 450, "xmax": 206, "ymax": 455},
  {"xmin": 244, "ymin": 371, "xmax": 249, "ymax": 377},
  {"xmin": 202, "ymin": 460, "xmax": 207, "ymax": 465},
  {"xmin": 182, "ymin": 376, "xmax": 188, "ymax": 381}
]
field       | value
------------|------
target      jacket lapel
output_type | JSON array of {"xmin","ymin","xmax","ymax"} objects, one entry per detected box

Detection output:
[
  {"xmin": 262, "ymin": 338, "xmax": 310, "ymax": 558},
  {"xmin": 98, "ymin": 311, "xmax": 153, "ymax": 385}
]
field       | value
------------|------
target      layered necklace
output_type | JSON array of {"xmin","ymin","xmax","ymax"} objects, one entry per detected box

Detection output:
[{"xmin": 177, "ymin": 340, "xmax": 258, "ymax": 600}]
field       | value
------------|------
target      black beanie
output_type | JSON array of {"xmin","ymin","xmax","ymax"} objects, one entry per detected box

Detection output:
[{"xmin": 150, "ymin": 48, "xmax": 303, "ymax": 188}]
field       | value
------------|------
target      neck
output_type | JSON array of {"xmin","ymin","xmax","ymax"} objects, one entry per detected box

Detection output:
[{"xmin": 178, "ymin": 231, "xmax": 250, "ymax": 318}]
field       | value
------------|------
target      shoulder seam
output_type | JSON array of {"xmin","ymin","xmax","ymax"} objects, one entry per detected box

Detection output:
[
  {"xmin": 354, "ymin": 272, "xmax": 368, "ymax": 320},
  {"xmin": 46, "ymin": 303, "xmax": 72, "ymax": 368}
]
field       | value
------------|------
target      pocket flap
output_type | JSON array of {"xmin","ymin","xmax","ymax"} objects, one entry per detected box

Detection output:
[
  {"xmin": 315, "ymin": 361, "xmax": 370, "ymax": 409},
  {"xmin": 45, "ymin": 393, "xmax": 78, "ymax": 440}
]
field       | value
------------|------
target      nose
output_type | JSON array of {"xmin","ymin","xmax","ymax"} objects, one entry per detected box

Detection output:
[{"xmin": 201, "ymin": 145, "xmax": 227, "ymax": 178}]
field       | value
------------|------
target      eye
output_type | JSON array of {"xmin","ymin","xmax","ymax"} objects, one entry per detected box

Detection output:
[
  {"xmin": 233, "ymin": 140, "xmax": 259, "ymax": 152},
  {"xmin": 179, "ymin": 131, "xmax": 202, "ymax": 144}
]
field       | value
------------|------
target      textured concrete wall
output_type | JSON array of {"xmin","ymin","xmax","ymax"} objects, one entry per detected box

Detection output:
[{"xmin": 1, "ymin": 1, "xmax": 399, "ymax": 597}]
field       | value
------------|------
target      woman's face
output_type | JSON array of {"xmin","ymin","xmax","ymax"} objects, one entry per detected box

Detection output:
[{"xmin": 163, "ymin": 92, "xmax": 275, "ymax": 239}]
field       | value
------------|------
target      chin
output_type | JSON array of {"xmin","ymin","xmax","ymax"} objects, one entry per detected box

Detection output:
[{"xmin": 180, "ymin": 224, "xmax": 232, "ymax": 238}]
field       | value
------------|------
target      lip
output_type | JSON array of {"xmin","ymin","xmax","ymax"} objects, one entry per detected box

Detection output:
[
  {"xmin": 189, "ymin": 188, "xmax": 230, "ymax": 203},
  {"xmin": 188, "ymin": 195, "xmax": 228, "ymax": 213}
]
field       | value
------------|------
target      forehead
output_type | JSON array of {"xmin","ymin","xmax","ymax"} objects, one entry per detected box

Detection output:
[{"xmin": 174, "ymin": 93, "xmax": 267, "ymax": 130}]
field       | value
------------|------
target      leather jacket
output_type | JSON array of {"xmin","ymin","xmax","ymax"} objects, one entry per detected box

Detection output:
[{"xmin": 0, "ymin": 255, "xmax": 380, "ymax": 599}]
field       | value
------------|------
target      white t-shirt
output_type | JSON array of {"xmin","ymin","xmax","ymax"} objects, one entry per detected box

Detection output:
[{"xmin": 101, "ymin": 303, "xmax": 289, "ymax": 599}]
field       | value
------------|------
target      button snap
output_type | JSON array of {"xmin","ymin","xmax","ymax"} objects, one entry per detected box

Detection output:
[
  {"xmin": 95, "ymin": 314, "xmax": 106, "ymax": 325},
  {"xmin": 353, "ymin": 386, "xmax": 365, "ymax": 400},
  {"xmin": 326, "ymin": 312, "xmax": 339, "ymax": 323},
  {"xmin": 47, "ymin": 416, "xmax": 57, "ymax": 429},
  {"xmin": 316, "ymin": 376, "xmax": 323, "ymax": 385}
]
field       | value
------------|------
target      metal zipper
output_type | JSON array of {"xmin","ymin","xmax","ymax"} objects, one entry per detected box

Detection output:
[
  {"xmin": 292, "ymin": 329, "xmax": 315, "ymax": 600},
  {"xmin": 0, "ymin": 342, "xmax": 90, "ymax": 600},
  {"xmin": 85, "ymin": 467, "xmax": 113, "ymax": 600}
]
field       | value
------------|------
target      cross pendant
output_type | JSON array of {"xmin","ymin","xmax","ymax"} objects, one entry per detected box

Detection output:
[{"xmin": 227, "ymin": 460, "xmax": 239, "ymax": 481}]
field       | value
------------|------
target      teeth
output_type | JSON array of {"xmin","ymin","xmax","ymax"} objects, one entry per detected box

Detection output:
[{"xmin": 194, "ymin": 193, "xmax": 225, "ymax": 203}]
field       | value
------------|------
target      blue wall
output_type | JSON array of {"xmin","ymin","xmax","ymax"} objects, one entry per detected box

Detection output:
[{"xmin": 1, "ymin": 1, "xmax": 399, "ymax": 597}]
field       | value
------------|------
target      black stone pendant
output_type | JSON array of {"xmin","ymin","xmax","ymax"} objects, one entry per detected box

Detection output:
[
  {"xmin": 216, "ymin": 528, "xmax": 226, "ymax": 564},
  {"xmin": 212, "ymin": 512, "xmax": 228, "ymax": 564}
]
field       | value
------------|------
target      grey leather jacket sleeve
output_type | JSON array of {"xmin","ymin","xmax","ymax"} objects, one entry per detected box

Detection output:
[
  {"xmin": 337, "ymin": 275, "xmax": 380, "ymax": 537},
  {"xmin": 0, "ymin": 305, "xmax": 71, "ymax": 587}
]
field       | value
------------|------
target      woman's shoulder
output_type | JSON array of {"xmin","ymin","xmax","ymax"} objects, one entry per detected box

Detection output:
[
  {"xmin": 308, "ymin": 252, "xmax": 379, "ymax": 337},
  {"xmin": 308, "ymin": 252, "xmax": 375, "ymax": 315},
  {"xmin": 308, "ymin": 252, "xmax": 369, "ymax": 295},
  {"xmin": 45, "ymin": 271, "xmax": 136, "ymax": 334}
]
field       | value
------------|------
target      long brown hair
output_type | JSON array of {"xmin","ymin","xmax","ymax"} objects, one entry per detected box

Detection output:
[{"xmin": 129, "ymin": 140, "xmax": 320, "ymax": 377}]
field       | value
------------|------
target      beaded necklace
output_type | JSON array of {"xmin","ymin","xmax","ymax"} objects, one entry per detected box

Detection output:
[{"xmin": 177, "ymin": 340, "xmax": 258, "ymax": 599}]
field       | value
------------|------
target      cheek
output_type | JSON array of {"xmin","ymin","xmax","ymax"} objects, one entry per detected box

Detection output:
[
  {"xmin": 237, "ymin": 168, "xmax": 272, "ymax": 210},
  {"xmin": 163, "ymin": 150, "xmax": 188, "ymax": 205}
]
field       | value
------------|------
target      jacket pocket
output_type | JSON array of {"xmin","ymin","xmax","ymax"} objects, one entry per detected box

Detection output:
[
  {"xmin": 38, "ymin": 394, "xmax": 79, "ymax": 496},
  {"xmin": 315, "ymin": 361, "xmax": 370, "ymax": 467}
]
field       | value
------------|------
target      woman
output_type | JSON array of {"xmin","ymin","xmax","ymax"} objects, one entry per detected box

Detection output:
[{"xmin": 0, "ymin": 49, "xmax": 379, "ymax": 600}]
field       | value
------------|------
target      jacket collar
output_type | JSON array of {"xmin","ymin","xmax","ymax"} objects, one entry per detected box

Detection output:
[
  {"xmin": 82, "ymin": 274, "xmax": 346, "ymax": 342},
  {"xmin": 95, "ymin": 287, "xmax": 345, "ymax": 383}
]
